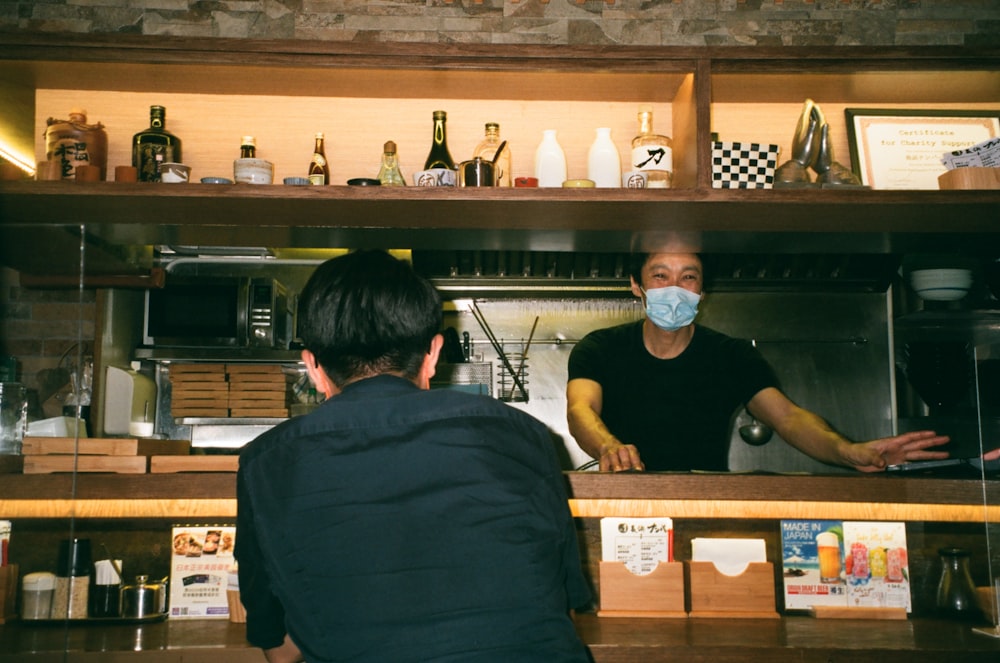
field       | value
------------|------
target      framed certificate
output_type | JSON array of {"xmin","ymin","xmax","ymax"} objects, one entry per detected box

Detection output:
[{"xmin": 845, "ymin": 109, "xmax": 1000, "ymax": 190}]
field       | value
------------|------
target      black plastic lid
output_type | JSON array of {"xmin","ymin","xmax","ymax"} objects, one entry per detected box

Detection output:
[
  {"xmin": 57, "ymin": 538, "xmax": 93, "ymax": 577},
  {"xmin": 347, "ymin": 178, "xmax": 381, "ymax": 186}
]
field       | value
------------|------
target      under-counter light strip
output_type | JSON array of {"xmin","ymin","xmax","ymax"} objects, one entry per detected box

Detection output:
[{"xmin": 0, "ymin": 142, "xmax": 36, "ymax": 176}]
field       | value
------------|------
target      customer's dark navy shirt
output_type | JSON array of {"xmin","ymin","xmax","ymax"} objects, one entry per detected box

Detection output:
[{"xmin": 236, "ymin": 374, "xmax": 592, "ymax": 662}]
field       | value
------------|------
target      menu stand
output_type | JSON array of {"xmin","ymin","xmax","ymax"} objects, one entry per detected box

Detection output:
[
  {"xmin": 686, "ymin": 561, "xmax": 779, "ymax": 618},
  {"xmin": 597, "ymin": 561, "xmax": 686, "ymax": 618}
]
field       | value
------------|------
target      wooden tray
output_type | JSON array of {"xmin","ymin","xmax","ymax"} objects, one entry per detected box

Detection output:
[{"xmin": 149, "ymin": 455, "xmax": 239, "ymax": 473}]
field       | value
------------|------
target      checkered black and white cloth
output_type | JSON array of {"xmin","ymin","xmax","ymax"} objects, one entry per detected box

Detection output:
[{"xmin": 711, "ymin": 141, "xmax": 780, "ymax": 189}]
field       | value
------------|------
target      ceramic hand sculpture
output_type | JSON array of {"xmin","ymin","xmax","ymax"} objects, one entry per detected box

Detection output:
[
  {"xmin": 774, "ymin": 99, "xmax": 824, "ymax": 187},
  {"xmin": 813, "ymin": 122, "xmax": 863, "ymax": 186}
]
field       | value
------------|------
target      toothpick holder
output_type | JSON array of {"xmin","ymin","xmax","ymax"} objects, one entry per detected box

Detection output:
[
  {"xmin": 597, "ymin": 561, "xmax": 686, "ymax": 618},
  {"xmin": 685, "ymin": 561, "xmax": 779, "ymax": 618}
]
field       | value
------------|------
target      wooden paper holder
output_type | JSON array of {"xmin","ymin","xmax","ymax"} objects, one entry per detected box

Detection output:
[
  {"xmin": 686, "ymin": 561, "xmax": 779, "ymax": 618},
  {"xmin": 0, "ymin": 564, "xmax": 19, "ymax": 624},
  {"xmin": 810, "ymin": 606, "xmax": 907, "ymax": 620},
  {"xmin": 938, "ymin": 166, "xmax": 1000, "ymax": 190},
  {"xmin": 597, "ymin": 561, "xmax": 686, "ymax": 618}
]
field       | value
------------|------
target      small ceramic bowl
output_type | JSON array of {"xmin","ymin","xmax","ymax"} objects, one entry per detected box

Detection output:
[
  {"xmin": 159, "ymin": 162, "xmax": 190, "ymax": 184},
  {"xmin": 283, "ymin": 177, "xmax": 310, "ymax": 186},
  {"xmin": 909, "ymin": 268, "xmax": 973, "ymax": 301},
  {"xmin": 201, "ymin": 177, "xmax": 233, "ymax": 185},
  {"xmin": 347, "ymin": 178, "xmax": 381, "ymax": 186}
]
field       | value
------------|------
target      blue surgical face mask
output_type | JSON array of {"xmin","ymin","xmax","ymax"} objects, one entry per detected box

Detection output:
[{"xmin": 642, "ymin": 286, "xmax": 702, "ymax": 331}]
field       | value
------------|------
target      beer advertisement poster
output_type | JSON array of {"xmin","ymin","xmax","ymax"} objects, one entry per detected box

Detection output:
[
  {"xmin": 168, "ymin": 526, "xmax": 236, "ymax": 619},
  {"xmin": 842, "ymin": 521, "xmax": 911, "ymax": 612},
  {"xmin": 780, "ymin": 520, "xmax": 848, "ymax": 611}
]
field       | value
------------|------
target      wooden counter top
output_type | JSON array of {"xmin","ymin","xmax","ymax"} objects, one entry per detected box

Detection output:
[
  {"xmin": 0, "ymin": 471, "xmax": 997, "ymax": 521},
  {"xmin": 1, "ymin": 615, "xmax": 997, "ymax": 662}
]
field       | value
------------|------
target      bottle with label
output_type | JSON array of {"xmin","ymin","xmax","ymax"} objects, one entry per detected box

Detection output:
[
  {"xmin": 132, "ymin": 105, "xmax": 181, "ymax": 183},
  {"xmin": 45, "ymin": 108, "xmax": 108, "ymax": 181},
  {"xmin": 587, "ymin": 127, "xmax": 621, "ymax": 188},
  {"xmin": 308, "ymin": 133, "xmax": 330, "ymax": 185},
  {"xmin": 534, "ymin": 129, "xmax": 567, "ymax": 188},
  {"xmin": 423, "ymin": 110, "xmax": 456, "ymax": 171},
  {"xmin": 377, "ymin": 140, "xmax": 407, "ymax": 186},
  {"xmin": 474, "ymin": 122, "xmax": 511, "ymax": 187},
  {"xmin": 631, "ymin": 105, "xmax": 673, "ymax": 188},
  {"xmin": 240, "ymin": 136, "xmax": 256, "ymax": 159}
]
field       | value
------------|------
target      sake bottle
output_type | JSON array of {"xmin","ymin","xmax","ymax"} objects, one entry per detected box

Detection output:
[
  {"xmin": 308, "ymin": 133, "xmax": 330, "ymax": 185},
  {"xmin": 132, "ymin": 106, "xmax": 181, "ymax": 183},
  {"xmin": 631, "ymin": 105, "xmax": 673, "ymax": 188},
  {"xmin": 587, "ymin": 127, "xmax": 621, "ymax": 188},
  {"xmin": 474, "ymin": 122, "xmax": 512, "ymax": 187},
  {"xmin": 423, "ymin": 111, "xmax": 456, "ymax": 171},
  {"xmin": 534, "ymin": 129, "xmax": 567, "ymax": 188},
  {"xmin": 377, "ymin": 140, "xmax": 407, "ymax": 186}
]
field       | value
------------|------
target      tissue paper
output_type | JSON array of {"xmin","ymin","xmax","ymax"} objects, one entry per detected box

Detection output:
[{"xmin": 691, "ymin": 537, "xmax": 766, "ymax": 576}]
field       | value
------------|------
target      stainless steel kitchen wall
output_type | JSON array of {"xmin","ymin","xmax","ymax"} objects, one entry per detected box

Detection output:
[{"xmin": 444, "ymin": 289, "xmax": 892, "ymax": 473}]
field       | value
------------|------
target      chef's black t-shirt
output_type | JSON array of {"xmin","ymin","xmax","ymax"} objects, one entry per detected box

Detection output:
[{"xmin": 568, "ymin": 321, "xmax": 779, "ymax": 471}]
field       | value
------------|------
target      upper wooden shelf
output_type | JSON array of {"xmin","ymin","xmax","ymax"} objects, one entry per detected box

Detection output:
[{"xmin": 0, "ymin": 471, "xmax": 995, "ymax": 522}]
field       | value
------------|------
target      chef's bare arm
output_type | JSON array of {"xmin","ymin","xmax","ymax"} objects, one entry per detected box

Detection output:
[{"xmin": 567, "ymin": 378, "xmax": 645, "ymax": 471}]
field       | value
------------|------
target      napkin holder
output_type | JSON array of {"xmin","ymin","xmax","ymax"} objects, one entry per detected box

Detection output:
[
  {"xmin": 686, "ymin": 561, "xmax": 779, "ymax": 618},
  {"xmin": 597, "ymin": 561, "xmax": 686, "ymax": 617},
  {"xmin": 0, "ymin": 564, "xmax": 18, "ymax": 623}
]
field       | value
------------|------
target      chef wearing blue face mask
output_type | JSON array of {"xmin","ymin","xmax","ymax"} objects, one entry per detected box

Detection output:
[{"xmin": 566, "ymin": 251, "xmax": 951, "ymax": 473}]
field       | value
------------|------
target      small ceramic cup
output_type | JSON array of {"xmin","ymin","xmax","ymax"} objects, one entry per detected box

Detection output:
[
  {"xmin": 283, "ymin": 177, "xmax": 310, "ymax": 186},
  {"xmin": 74, "ymin": 164, "xmax": 101, "ymax": 183},
  {"xmin": 115, "ymin": 166, "xmax": 138, "ymax": 183},
  {"xmin": 413, "ymin": 168, "xmax": 456, "ymax": 187},
  {"xmin": 233, "ymin": 158, "xmax": 273, "ymax": 185},
  {"xmin": 159, "ymin": 162, "xmax": 191, "ymax": 183},
  {"xmin": 201, "ymin": 176, "xmax": 233, "ymax": 184},
  {"xmin": 622, "ymin": 171, "xmax": 648, "ymax": 189}
]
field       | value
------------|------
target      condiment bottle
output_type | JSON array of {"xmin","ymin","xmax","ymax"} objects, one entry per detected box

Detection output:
[
  {"xmin": 45, "ymin": 108, "xmax": 108, "ymax": 181},
  {"xmin": 308, "ymin": 133, "xmax": 330, "ymax": 185},
  {"xmin": 377, "ymin": 140, "xmax": 407, "ymax": 186},
  {"xmin": 52, "ymin": 538, "xmax": 91, "ymax": 619},
  {"xmin": 631, "ymin": 105, "xmax": 672, "ymax": 188},
  {"xmin": 474, "ymin": 122, "xmax": 511, "ymax": 187},
  {"xmin": 936, "ymin": 547, "xmax": 979, "ymax": 620},
  {"xmin": 133, "ymin": 105, "xmax": 182, "ymax": 183},
  {"xmin": 423, "ymin": 110, "xmax": 456, "ymax": 171},
  {"xmin": 534, "ymin": 129, "xmax": 567, "ymax": 188}
]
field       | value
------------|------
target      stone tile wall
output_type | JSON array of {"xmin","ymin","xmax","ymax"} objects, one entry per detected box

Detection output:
[{"xmin": 1, "ymin": 0, "xmax": 998, "ymax": 47}]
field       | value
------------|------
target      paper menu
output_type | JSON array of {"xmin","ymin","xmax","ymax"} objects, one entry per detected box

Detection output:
[
  {"xmin": 780, "ymin": 520, "xmax": 848, "ymax": 611},
  {"xmin": 600, "ymin": 517, "xmax": 673, "ymax": 576},
  {"xmin": 842, "ymin": 521, "xmax": 911, "ymax": 612},
  {"xmin": 169, "ymin": 526, "xmax": 236, "ymax": 619}
]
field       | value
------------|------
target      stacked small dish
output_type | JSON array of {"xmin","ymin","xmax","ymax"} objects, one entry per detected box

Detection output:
[{"xmin": 909, "ymin": 268, "xmax": 973, "ymax": 301}]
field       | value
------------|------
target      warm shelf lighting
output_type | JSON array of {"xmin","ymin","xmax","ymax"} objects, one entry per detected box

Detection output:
[{"xmin": 0, "ymin": 142, "xmax": 36, "ymax": 176}]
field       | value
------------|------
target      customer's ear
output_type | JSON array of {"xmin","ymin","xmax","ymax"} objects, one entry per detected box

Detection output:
[
  {"xmin": 301, "ymin": 349, "xmax": 338, "ymax": 399},
  {"xmin": 416, "ymin": 334, "xmax": 444, "ymax": 390}
]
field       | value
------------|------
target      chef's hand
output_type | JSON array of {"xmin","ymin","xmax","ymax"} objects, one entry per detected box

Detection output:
[
  {"xmin": 846, "ymin": 430, "xmax": 950, "ymax": 473},
  {"xmin": 600, "ymin": 442, "xmax": 645, "ymax": 472},
  {"xmin": 982, "ymin": 447, "xmax": 1000, "ymax": 462}
]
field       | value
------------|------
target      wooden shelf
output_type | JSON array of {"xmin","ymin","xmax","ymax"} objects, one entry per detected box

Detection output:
[{"xmin": 0, "ymin": 472, "xmax": 995, "ymax": 521}]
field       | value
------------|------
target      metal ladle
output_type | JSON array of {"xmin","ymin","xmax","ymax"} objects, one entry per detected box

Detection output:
[
  {"xmin": 739, "ymin": 409, "xmax": 773, "ymax": 446},
  {"xmin": 738, "ymin": 338, "xmax": 773, "ymax": 446}
]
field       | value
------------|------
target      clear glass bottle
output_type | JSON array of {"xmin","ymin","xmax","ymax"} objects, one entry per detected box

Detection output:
[
  {"xmin": 308, "ymin": 132, "xmax": 330, "ymax": 185},
  {"xmin": 377, "ymin": 140, "xmax": 407, "ymax": 186},
  {"xmin": 631, "ymin": 104, "xmax": 672, "ymax": 188},
  {"xmin": 936, "ymin": 547, "xmax": 979, "ymax": 620},
  {"xmin": 423, "ymin": 110, "xmax": 456, "ymax": 171},
  {"xmin": 132, "ymin": 105, "xmax": 182, "ymax": 183},
  {"xmin": 587, "ymin": 127, "xmax": 621, "ymax": 188},
  {"xmin": 240, "ymin": 136, "xmax": 256, "ymax": 159},
  {"xmin": 534, "ymin": 129, "xmax": 567, "ymax": 188},
  {"xmin": 474, "ymin": 122, "xmax": 511, "ymax": 187}
]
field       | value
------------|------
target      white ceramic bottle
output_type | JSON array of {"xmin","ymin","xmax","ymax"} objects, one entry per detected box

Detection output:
[
  {"xmin": 534, "ymin": 129, "xmax": 567, "ymax": 188},
  {"xmin": 587, "ymin": 127, "xmax": 621, "ymax": 187}
]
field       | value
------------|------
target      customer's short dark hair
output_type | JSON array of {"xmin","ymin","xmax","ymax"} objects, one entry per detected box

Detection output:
[{"xmin": 298, "ymin": 250, "xmax": 442, "ymax": 387}]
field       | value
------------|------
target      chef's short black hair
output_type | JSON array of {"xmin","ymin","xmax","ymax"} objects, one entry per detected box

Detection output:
[
  {"xmin": 298, "ymin": 250, "xmax": 442, "ymax": 387},
  {"xmin": 627, "ymin": 252, "xmax": 712, "ymax": 286}
]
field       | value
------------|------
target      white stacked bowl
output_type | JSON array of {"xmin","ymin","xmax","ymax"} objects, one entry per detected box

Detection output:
[{"xmin": 909, "ymin": 268, "xmax": 973, "ymax": 301}]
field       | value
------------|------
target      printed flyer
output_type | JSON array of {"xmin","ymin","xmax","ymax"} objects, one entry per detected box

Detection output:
[
  {"xmin": 600, "ymin": 517, "xmax": 673, "ymax": 576},
  {"xmin": 780, "ymin": 520, "xmax": 847, "ymax": 611},
  {"xmin": 169, "ymin": 526, "xmax": 236, "ymax": 619},
  {"xmin": 842, "ymin": 521, "xmax": 911, "ymax": 612}
]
